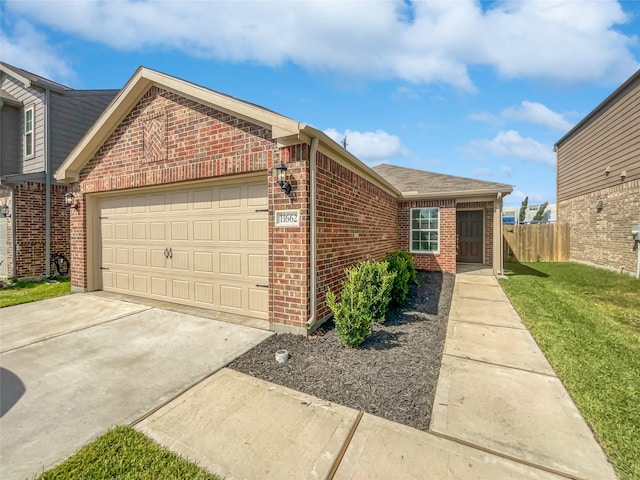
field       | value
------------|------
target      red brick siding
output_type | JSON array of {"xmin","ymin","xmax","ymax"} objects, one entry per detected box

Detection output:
[
  {"xmin": 2, "ymin": 182, "xmax": 70, "ymax": 279},
  {"xmin": 399, "ymin": 199, "xmax": 456, "ymax": 273},
  {"xmin": 79, "ymin": 87, "xmax": 277, "ymax": 195},
  {"xmin": 558, "ymin": 179, "xmax": 639, "ymax": 274},
  {"xmin": 270, "ymin": 144, "xmax": 311, "ymax": 329},
  {"xmin": 457, "ymin": 201, "xmax": 494, "ymax": 267},
  {"xmin": 316, "ymin": 154, "xmax": 398, "ymax": 321}
]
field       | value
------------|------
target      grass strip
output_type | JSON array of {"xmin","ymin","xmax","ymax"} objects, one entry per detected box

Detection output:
[
  {"xmin": 499, "ymin": 262, "xmax": 639, "ymax": 480},
  {"xmin": 36, "ymin": 426, "xmax": 219, "ymax": 479},
  {"xmin": 0, "ymin": 278, "xmax": 71, "ymax": 308}
]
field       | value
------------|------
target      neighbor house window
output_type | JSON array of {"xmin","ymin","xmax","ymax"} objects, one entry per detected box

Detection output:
[
  {"xmin": 24, "ymin": 106, "xmax": 34, "ymax": 158},
  {"xmin": 411, "ymin": 207, "xmax": 439, "ymax": 253}
]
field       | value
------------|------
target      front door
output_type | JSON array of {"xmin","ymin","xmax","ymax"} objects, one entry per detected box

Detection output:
[{"xmin": 457, "ymin": 210, "xmax": 483, "ymax": 263}]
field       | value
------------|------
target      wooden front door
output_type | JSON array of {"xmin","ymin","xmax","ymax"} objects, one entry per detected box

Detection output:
[{"xmin": 457, "ymin": 210, "xmax": 483, "ymax": 263}]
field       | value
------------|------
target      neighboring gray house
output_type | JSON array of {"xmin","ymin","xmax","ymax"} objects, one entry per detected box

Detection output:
[{"xmin": 0, "ymin": 62, "xmax": 118, "ymax": 279}]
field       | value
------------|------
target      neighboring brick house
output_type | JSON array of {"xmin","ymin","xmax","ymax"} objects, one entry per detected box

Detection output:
[
  {"xmin": 555, "ymin": 69, "xmax": 640, "ymax": 276},
  {"xmin": 56, "ymin": 67, "xmax": 512, "ymax": 334},
  {"xmin": 0, "ymin": 62, "xmax": 117, "ymax": 279}
]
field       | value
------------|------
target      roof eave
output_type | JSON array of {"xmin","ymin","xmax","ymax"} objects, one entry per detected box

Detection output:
[
  {"xmin": 301, "ymin": 125, "xmax": 401, "ymax": 198},
  {"xmin": 555, "ymin": 68, "xmax": 640, "ymax": 148},
  {"xmin": 400, "ymin": 187, "xmax": 513, "ymax": 200}
]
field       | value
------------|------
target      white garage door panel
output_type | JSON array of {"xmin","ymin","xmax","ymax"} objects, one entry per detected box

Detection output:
[{"xmin": 99, "ymin": 181, "xmax": 268, "ymax": 318}]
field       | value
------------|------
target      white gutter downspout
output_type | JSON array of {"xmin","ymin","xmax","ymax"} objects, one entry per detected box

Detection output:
[
  {"xmin": 44, "ymin": 87, "xmax": 51, "ymax": 278},
  {"xmin": 307, "ymin": 137, "xmax": 319, "ymax": 330}
]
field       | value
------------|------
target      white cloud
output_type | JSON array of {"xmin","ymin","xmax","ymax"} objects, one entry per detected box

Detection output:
[
  {"xmin": 5, "ymin": 0, "xmax": 638, "ymax": 90},
  {"xmin": 466, "ymin": 130, "xmax": 556, "ymax": 166},
  {"xmin": 508, "ymin": 189, "xmax": 547, "ymax": 206},
  {"xmin": 324, "ymin": 128, "xmax": 408, "ymax": 164},
  {"xmin": 0, "ymin": 21, "xmax": 74, "ymax": 82},
  {"xmin": 500, "ymin": 166, "xmax": 514, "ymax": 177},
  {"xmin": 503, "ymin": 101, "xmax": 573, "ymax": 131},
  {"xmin": 473, "ymin": 168, "xmax": 496, "ymax": 180},
  {"xmin": 468, "ymin": 111, "xmax": 502, "ymax": 127},
  {"xmin": 471, "ymin": 101, "xmax": 573, "ymax": 131}
]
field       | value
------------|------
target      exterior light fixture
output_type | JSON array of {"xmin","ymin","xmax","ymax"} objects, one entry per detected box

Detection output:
[
  {"xmin": 1, "ymin": 203, "xmax": 10, "ymax": 218},
  {"xmin": 275, "ymin": 161, "xmax": 292, "ymax": 195},
  {"xmin": 64, "ymin": 192, "xmax": 79, "ymax": 211},
  {"xmin": 596, "ymin": 199, "xmax": 604, "ymax": 212}
]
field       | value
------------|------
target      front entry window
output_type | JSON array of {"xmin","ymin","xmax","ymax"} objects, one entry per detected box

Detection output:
[{"xmin": 411, "ymin": 207, "xmax": 439, "ymax": 253}]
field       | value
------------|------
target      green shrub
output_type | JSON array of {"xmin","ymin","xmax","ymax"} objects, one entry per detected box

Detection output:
[
  {"xmin": 385, "ymin": 250, "xmax": 418, "ymax": 306},
  {"xmin": 326, "ymin": 260, "xmax": 396, "ymax": 347}
]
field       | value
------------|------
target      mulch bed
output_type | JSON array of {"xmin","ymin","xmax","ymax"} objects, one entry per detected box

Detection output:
[{"xmin": 229, "ymin": 270, "xmax": 454, "ymax": 431}]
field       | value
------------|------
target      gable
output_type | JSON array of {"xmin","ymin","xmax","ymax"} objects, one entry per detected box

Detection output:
[
  {"xmin": 79, "ymin": 86, "xmax": 278, "ymax": 193},
  {"xmin": 56, "ymin": 67, "xmax": 302, "ymax": 183}
]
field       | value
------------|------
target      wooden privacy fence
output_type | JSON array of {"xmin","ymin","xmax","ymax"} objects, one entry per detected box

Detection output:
[{"xmin": 503, "ymin": 223, "xmax": 570, "ymax": 262}]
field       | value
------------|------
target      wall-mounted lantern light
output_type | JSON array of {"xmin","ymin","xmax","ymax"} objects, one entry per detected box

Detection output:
[
  {"xmin": 64, "ymin": 192, "xmax": 80, "ymax": 211},
  {"xmin": 1, "ymin": 203, "xmax": 10, "ymax": 218},
  {"xmin": 596, "ymin": 199, "xmax": 604, "ymax": 212},
  {"xmin": 275, "ymin": 161, "xmax": 292, "ymax": 195}
]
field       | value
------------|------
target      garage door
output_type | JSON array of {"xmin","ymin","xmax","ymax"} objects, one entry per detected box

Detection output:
[{"xmin": 99, "ymin": 180, "xmax": 269, "ymax": 318}]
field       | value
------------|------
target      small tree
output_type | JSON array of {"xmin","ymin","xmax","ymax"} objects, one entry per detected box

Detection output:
[
  {"xmin": 533, "ymin": 202, "xmax": 548, "ymax": 222},
  {"xmin": 518, "ymin": 196, "xmax": 529, "ymax": 224}
]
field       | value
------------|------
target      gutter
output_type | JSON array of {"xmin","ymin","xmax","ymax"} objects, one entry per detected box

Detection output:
[{"xmin": 307, "ymin": 137, "xmax": 319, "ymax": 330}]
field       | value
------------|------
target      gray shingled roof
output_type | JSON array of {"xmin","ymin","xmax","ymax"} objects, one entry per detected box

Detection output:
[
  {"xmin": 372, "ymin": 164, "xmax": 513, "ymax": 197},
  {"xmin": 1, "ymin": 62, "xmax": 72, "ymax": 92}
]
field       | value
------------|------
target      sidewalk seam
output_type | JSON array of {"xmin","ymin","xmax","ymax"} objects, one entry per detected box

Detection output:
[
  {"xmin": 325, "ymin": 410, "xmax": 364, "ymax": 480},
  {"xmin": 428, "ymin": 430, "xmax": 589, "ymax": 480},
  {"xmin": 443, "ymin": 353, "xmax": 558, "ymax": 378},
  {"xmin": 447, "ymin": 318, "xmax": 526, "ymax": 330}
]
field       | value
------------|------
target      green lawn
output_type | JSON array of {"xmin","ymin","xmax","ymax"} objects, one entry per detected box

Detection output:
[
  {"xmin": 499, "ymin": 262, "xmax": 640, "ymax": 480},
  {"xmin": 37, "ymin": 426, "xmax": 219, "ymax": 479},
  {"xmin": 0, "ymin": 278, "xmax": 71, "ymax": 308}
]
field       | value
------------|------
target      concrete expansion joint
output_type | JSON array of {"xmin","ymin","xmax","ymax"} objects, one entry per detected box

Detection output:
[
  {"xmin": 444, "ymin": 353, "xmax": 558, "ymax": 379},
  {"xmin": 456, "ymin": 294, "xmax": 509, "ymax": 303},
  {"xmin": 0, "ymin": 306, "xmax": 155, "ymax": 355},
  {"xmin": 326, "ymin": 410, "xmax": 364, "ymax": 480},
  {"xmin": 447, "ymin": 318, "xmax": 526, "ymax": 330},
  {"xmin": 427, "ymin": 430, "xmax": 590, "ymax": 480}
]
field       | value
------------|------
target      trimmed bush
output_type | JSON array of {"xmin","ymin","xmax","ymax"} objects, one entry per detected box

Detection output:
[
  {"xmin": 385, "ymin": 250, "xmax": 418, "ymax": 306},
  {"xmin": 326, "ymin": 260, "xmax": 396, "ymax": 347}
]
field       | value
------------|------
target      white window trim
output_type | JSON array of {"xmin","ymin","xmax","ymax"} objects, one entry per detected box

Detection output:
[
  {"xmin": 24, "ymin": 105, "xmax": 35, "ymax": 159},
  {"xmin": 410, "ymin": 207, "xmax": 440, "ymax": 254}
]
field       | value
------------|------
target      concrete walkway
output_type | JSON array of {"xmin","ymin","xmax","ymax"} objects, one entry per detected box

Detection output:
[{"xmin": 137, "ymin": 268, "xmax": 618, "ymax": 480}]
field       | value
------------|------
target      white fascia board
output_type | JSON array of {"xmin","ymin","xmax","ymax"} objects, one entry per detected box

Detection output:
[
  {"xmin": 302, "ymin": 125, "xmax": 400, "ymax": 198},
  {"xmin": 0, "ymin": 64, "xmax": 31, "ymax": 88}
]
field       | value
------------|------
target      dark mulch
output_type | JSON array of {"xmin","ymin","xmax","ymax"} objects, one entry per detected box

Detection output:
[{"xmin": 229, "ymin": 270, "xmax": 454, "ymax": 431}]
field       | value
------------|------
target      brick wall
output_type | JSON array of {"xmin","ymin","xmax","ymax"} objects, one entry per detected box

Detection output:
[
  {"xmin": 316, "ymin": 154, "xmax": 398, "ymax": 322},
  {"xmin": 399, "ymin": 199, "xmax": 456, "ymax": 273},
  {"xmin": 457, "ymin": 201, "xmax": 494, "ymax": 267},
  {"xmin": 558, "ymin": 179, "xmax": 639, "ymax": 274},
  {"xmin": 2, "ymin": 182, "xmax": 70, "ymax": 279},
  {"xmin": 270, "ymin": 144, "xmax": 310, "ymax": 330}
]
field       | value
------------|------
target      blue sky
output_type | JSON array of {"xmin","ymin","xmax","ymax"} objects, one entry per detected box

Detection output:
[{"xmin": 1, "ymin": 0, "xmax": 639, "ymax": 207}]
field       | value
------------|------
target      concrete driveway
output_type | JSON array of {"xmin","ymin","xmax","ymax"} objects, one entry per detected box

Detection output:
[{"xmin": 0, "ymin": 293, "xmax": 272, "ymax": 480}]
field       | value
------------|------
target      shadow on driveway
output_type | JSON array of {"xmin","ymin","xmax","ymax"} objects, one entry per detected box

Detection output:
[{"xmin": 0, "ymin": 368, "xmax": 25, "ymax": 417}]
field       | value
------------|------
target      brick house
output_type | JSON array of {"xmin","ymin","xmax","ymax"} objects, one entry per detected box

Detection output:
[
  {"xmin": 0, "ymin": 62, "xmax": 117, "ymax": 279},
  {"xmin": 555, "ymin": 69, "xmax": 640, "ymax": 276},
  {"xmin": 56, "ymin": 67, "xmax": 512, "ymax": 334}
]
